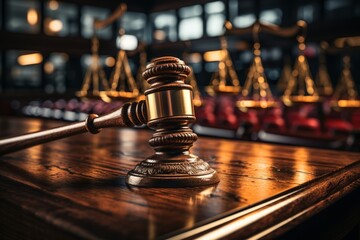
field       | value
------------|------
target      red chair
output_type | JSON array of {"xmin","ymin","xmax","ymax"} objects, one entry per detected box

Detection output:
[
  {"xmin": 290, "ymin": 117, "xmax": 321, "ymax": 133},
  {"xmin": 325, "ymin": 119, "xmax": 353, "ymax": 134},
  {"xmin": 217, "ymin": 104, "xmax": 239, "ymax": 129},
  {"xmin": 237, "ymin": 110, "xmax": 259, "ymax": 131},
  {"xmin": 195, "ymin": 99, "xmax": 217, "ymax": 127},
  {"xmin": 351, "ymin": 111, "xmax": 360, "ymax": 130},
  {"xmin": 262, "ymin": 115, "xmax": 286, "ymax": 132}
]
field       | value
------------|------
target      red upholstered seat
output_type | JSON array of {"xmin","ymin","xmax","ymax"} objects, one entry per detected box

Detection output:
[
  {"xmin": 262, "ymin": 115, "xmax": 286, "ymax": 131},
  {"xmin": 217, "ymin": 105, "xmax": 238, "ymax": 129},
  {"xmin": 351, "ymin": 112, "xmax": 360, "ymax": 130},
  {"xmin": 290, "ymin": 117, "xmax": 321, "ymax": 133},
  {"xmin": 195, "ymin": 100, "xmax": 217, "ymax": 126},
  {"xmin": 237, "ymin": 110, "xmax": 259, "ymax": 131},
  {"xmin": 325, "ymin": 119, "xmax": 353, "ymax": 133}
]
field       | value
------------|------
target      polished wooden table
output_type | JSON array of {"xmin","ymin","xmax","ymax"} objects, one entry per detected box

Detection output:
[{"xmin": 0, "ymin": 117, "xmax": 359, "ymax": 240}]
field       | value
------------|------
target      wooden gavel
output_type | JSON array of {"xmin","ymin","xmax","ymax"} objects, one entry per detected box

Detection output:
[{"xmin": 0, "ymin": 57, "xmax": 219, "ymax": 187}]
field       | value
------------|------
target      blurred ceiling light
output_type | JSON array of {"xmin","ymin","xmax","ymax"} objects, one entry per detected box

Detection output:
[
  {"xmin": 44, "ymin": 62, "xmax": 55, "ymax": 74},
  {"xmin": 153, "ymin": 30, "xmax": 166, "ymax": 41},
  {"xmin": 49, "ymin": 19, "xmax": 63, "ymax": 32},
  {"xmin": 188, "ymin": 53, "xmax": 202, "ymax": 63},
  {"xmin": 116, "ymin": 34, "xmax": 138, "ymax": 51},
  {"xmin": 27, "ymin": 8, "xmax": 39, "ymax": 26},
  {"xmin": 48, "ymin": 0, "xmax": 59, "ymax": 11},
  {"xmin": 18, "ymin": 53, "xmax": 43, "ymax": 66},
  {"xmin": 105, "ymin": 57, "xmax": 115, "ymax": 67},
  {"xmin": 204, "ymin": 50, "xmax": 224, "ymax": 62}
]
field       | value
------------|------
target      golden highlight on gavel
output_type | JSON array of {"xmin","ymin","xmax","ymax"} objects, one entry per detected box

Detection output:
[{"xmin": 0, "ymin": 57, "xmax": 219, "ymax": 188}]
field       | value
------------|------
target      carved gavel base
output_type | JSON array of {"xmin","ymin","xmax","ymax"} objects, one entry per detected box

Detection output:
[{"xmin": 0, "ymin": 57, "xmax": 219, "ymax": 188}]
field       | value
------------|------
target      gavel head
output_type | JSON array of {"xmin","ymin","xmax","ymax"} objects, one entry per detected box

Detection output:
[
  {"xmin": 143, "ymin": 56, "xmax": 195, "ymax": 129},
  {"xmin": 126, "ymin": 56, "xmax": 219, "ymax": 187}
]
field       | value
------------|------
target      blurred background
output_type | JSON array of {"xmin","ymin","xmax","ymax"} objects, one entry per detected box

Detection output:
[{"xmin": 0, "ymin": 0, "xmax": 359, "ymax": 150}]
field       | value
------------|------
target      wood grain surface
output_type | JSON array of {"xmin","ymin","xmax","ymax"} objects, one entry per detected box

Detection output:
[{"xmin": 0, "ymin": 117, "xmax": 359, "ymax": 239}]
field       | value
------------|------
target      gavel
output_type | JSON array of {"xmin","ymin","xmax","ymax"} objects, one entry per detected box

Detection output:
[{"xmin": 0, "ymin": 57, "xmax": 219, "ymax": 187}]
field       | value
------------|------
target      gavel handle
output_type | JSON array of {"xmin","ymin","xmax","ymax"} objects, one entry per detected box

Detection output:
[
  {"xmin": 0, "ymin": 101, "xmax": 147, "ymax": 155},
  {"xmin": 0, "ymin": 118, "xmax": 94, "ymax": 155}
]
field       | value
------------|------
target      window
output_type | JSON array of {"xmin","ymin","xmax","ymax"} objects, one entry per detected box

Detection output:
[
  {"xmin": 297, "ymin": 3, "xmax": 320, "ymax": 23},
  {"xmin": 233, "ymin": 14, "xmax": 256, "ymax": 28},
  {"xmin": 117, "ymin": 11, "xmax": 146, "ymax": 50},
  {"xmin": 206, "ymin": 14, "xmax": 225, "ymax": 37},
  {"xmin": 80, "ymin": 54, "xmax": 114, "ymax": 78},
  {"xmin": 179, "ymin": 5, "xmax": 202, "ymax": 18},
  {"xmin": 231, "ymin": 0, "xmax": 256, "ymax": 28},
  {"xmin": 298, "ymin": 5, "xmax": 314, "ymax": 23},
  {"xmin": 265, "ymin": 68, "xmax": 281, "ymax": 82},
  {"xmin": 179, "ymin": 18, "xmax": 203, "ymax": 40},
  {"xmin": 325, "ymin": 0, "xmax": 351, "ymax": 11},
  {"xmin": 179, "ymin": 5, "xmax": 203, "ymax": 40},
  {"xmin": 118, "ymin": 12, "xmax": 147, "ymax": 42},
  {"xmin": 205, "ymin": 2, "xmax": 225, "ymax": 37},
  {"xmin": 45, "ymin": 0, "xmax": 78, "ymax": 36},
  {"xmin": 6, "ymin": 0, "xmax": 40, "ymax": 34},
  {"xmin": 356, "ymin": 3, "xmax": 360, "ymax": 17},
  {"xmin": 260, "ymin": 8, "xmax": 282, "ymax": 25},
  {"xmin": 82, "ymin": 6, "xmax": 112, "ymax": 39},
  {"xmin": 205, "ymin": 62, "xmax": 219, "ymax": 72},
  {"xmin": 239, "ymin": 51, "xmax": 253, "ymax": 63},
  {"xmin": 205, "ymin": 1, "xmax": 225, "ymax": 15},
  {"xmin": 6, "ymin": 50, "xmax": 42, "ymax": 89},
  {"xmin": 151, "ymin": 11, "xmax": 177, "ymax": 42},
  {"xmin": 186, "ymin": 53, "xmax": 202, "ymax": 74},
  {"xmin": 44, "ymin": 53, "xmax": 69, "ymax": 94},
  {"xmin": 228, "ymin": 0, "xmax": 238, "ymax": 23},
  {"xmin": 325, "ymin": 0, "xmax": 352, "ymax": 19}
]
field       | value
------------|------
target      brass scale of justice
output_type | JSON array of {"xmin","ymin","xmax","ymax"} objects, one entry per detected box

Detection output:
[
  {"xmin": 76, "ymin": 3, "xmax": 142, "ymax": 102},
  {"xmin": 204, "ymin": 20, "xmax": 319, "ymax": 111},
  {"xmin": 0, "ymin": 9, "xmax": 354, "ymax": 187},
  {"xmin": 0, "ymin": 5, "xmax": 218, "ymax": 188}
]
